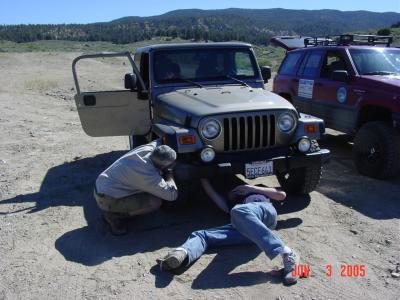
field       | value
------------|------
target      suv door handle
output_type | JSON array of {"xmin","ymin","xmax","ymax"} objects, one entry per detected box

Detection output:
[{"xmin": 291, "ymin": 79, "xmax": 299, "ymax": 83}]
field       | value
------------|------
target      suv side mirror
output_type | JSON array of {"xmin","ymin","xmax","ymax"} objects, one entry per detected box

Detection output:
[
  {"xmin": 331, "ymin": 70, "xmax": 349, "ymax": 83},
  {"xmin": 124, "ymin": 73, "xmax": 137, "ymax": 90},
  {"xmin": 260, "ymin": 66, "xmax": 272, "ymax": 82}
]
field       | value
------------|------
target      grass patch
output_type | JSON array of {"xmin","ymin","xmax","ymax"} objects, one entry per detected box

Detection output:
[
  {"xmin": 0, "ymin": 37, "xmax": 189, "ymax": 53},
  {"xmin": 0, "ymin": 38, "xmax": 286, "ymax": 71}
]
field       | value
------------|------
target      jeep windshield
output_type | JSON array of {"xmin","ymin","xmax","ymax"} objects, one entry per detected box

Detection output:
[
  {"xmin": 153, "ymin": 48, "xmax": 259, "ymax": 84},
  {"xmin": 349, "ymin": 48, "xmax": 400, "ymax": 76}
]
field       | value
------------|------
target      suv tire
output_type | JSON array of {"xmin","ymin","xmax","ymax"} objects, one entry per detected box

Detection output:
[
  {"xmin": 276, "ymin": 162, "xmax": 323, "ymax": 195},
  {"xmin": 162, "ymin": 180, "xmax": 194, "ymax": 211},
  {"xmin": 129, "ymin": 135, "xmax": 148, "ymax": 150},
  {"xmin": 276, "ymin": 140, "xmax": 323, "ymax": 194},
  {"xmin": 353, "ymin": 121, "xmax": 400, "ymax": 179}
]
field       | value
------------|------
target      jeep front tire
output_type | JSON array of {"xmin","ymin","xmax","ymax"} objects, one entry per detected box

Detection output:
[
  {"xmin": 276, "ymin": 163, "xmax": 323, "ymax": 195},
  {"xmin": 128, "ymin": 135, "xmax": 149, "ymax": 150},
  {"xmin": 353, "ymin": 121, "xmax": 400, "ymax": 179}
]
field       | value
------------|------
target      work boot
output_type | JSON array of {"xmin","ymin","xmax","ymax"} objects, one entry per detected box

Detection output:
[
  {"xmin": 102, "ymin": 212, "xmax": 128, "ymax": 236},
  {"xmin": 157, "ymin": 249, "xmax": 188, "ymax": 271},
  {"xmin": 282, "ymin": 250, "xmax": 300, "ymax": 285}
]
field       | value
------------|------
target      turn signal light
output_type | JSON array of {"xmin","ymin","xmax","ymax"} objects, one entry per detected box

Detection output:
[
  {"xmin": 305, "ymin": 124, "xmax": 317, "ymax": 133},
  {"xmin": 179, "ymin": 135, "xmax": 196, "ymax": 145}
]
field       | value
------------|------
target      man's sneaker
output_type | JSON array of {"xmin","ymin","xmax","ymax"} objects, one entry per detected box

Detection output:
[
  {"xmin": 282, "ymin": 250, "xmax": 300, "ymax": 285},
  {"xmin": 157, "ymin": 249, "xmax": 187, "ymax": 272},
  {"xmin": 102, "ymin": 212, "xmax": 128, "ymax": 236}
]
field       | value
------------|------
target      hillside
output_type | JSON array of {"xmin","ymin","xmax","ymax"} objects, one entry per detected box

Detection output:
[{"xmin": 1, "ymin": 8, "xmax": 399, "ymax": 45}]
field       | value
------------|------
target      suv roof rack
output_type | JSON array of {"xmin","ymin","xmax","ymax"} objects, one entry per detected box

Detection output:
[{"xmin": 304, "ymin": 34, "xmax": 393, "ymax": 47}]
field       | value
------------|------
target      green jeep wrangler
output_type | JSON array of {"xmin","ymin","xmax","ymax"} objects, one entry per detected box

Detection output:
[{"xmin": 72, "ymin": 42, "xmax": 330, "ymax": 195}]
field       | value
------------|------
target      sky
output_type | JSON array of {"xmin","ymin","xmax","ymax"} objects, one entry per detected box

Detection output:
[{"xmin": 1, "ymin": 0, "xmax": 400, "ymax": 25}]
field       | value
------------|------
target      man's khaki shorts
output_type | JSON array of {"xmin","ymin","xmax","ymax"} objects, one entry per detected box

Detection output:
[{"xmin": 93, "ymin": 190, "xmax": 161, "ymax": 216}]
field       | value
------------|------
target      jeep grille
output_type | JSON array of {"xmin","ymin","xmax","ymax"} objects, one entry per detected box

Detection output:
[{"xmin": 222, "ymin": 113, "xmax": 276, "ymax": 151}]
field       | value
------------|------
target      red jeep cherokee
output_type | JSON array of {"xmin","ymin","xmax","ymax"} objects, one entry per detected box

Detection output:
[{"xmin": 271, "ymin": 35, "xmax": 400, "ymax": 179}]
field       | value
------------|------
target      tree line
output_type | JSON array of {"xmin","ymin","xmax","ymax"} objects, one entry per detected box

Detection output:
[
  {"xmin": 1, "ymin": 9, "xmax": 399, "ymax": 46},
  {"xmin": 0, "ymin": 22, "xmax": 271, "ymax": 45}
]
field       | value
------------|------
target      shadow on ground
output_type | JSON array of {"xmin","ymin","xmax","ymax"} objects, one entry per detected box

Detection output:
[
  {"xmin": 54, "ymin": 204, "xmax": 228, "ymax": 266},
  {"xmin": 190, "ymin": 245, "xmax": 283, "ymax": 289},
  {"xmin": 150, "ymin": 245, "xmax": 282, "ymax": 289},
  {"xmin": 0, "ymin": 151, "xmax": 307, "ymax": 267},
  {"xmin": 150, "ymin": 216, "xmax": 301, "ymax": 289},
  {"xmin": 318, "ymin": 133, "xmax": 400, "ymax": 219},
  {"xmin": 0, "ymin": 151, "xmax": 127, "ymax": 221}
]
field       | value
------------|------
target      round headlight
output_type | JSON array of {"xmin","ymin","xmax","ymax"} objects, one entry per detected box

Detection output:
[
  {"xmin": 278, "ymin": 113, "xmax": 296, "ymax": 132},
  {"xmin": 298, "ymin": 137, "xmax": 311, "ymax": 153},
  {"xmin": 200, "ymin": 119, "xmax": 221, "ymax": 140},
  {"xmin": 200, "ymin": 147, "xmax": 216, "ymax": 162}
]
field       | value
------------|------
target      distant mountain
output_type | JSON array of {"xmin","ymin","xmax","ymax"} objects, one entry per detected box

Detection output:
[{"xmin": 1, "ymin": 8, "xmax": 399, "ymax": 45}]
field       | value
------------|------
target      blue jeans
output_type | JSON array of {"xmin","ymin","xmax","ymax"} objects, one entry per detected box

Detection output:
[{"xmin": 180, "ymin": 202, "xmax": 285, "ymax": 265}]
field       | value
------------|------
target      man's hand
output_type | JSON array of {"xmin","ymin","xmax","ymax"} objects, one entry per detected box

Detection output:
[
  {"xmin": 230, "ymin": 185, "xmax": 254, "ymax": 196},
  {"xmin": 230, "ymin": 184, "xmax": 286, "ymax": 201}
]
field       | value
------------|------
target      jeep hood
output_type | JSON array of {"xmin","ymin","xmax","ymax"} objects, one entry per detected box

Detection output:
[{"xmin": 156, "ymin": 86, "xmax": 294, "ymax": 118}]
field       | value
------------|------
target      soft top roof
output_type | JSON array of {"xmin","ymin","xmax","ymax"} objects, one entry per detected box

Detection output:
[{"xmin": 136, "ymin": 42, "xmax": 252, "ymax": 53}]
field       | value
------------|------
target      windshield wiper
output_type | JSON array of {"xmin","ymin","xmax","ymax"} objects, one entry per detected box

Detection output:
[
  {"xmin": 223, "ymin": 74, "xmax": 251, "ymax": 88},
  {"xmin": 362, "ymin": 71, "xmax": 398, "ymax": 76},
  {"xmin": 175, "ymin": 77, "xmax": 204, "ymax": 88}
]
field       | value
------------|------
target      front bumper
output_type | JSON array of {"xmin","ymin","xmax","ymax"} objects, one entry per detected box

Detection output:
[{"xmin": 173, "ymin": 148, "xmax": 330, "ymax": 181}]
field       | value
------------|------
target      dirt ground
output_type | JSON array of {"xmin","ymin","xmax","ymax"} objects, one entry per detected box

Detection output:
[{"xmin": 0, "ymin": 52, "xmax": 399, "ymax": 300}]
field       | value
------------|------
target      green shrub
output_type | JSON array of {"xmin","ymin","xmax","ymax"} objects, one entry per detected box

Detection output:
[{"xmin": 377, "ymin": 28, "xmax": 392, "ymax": 36}]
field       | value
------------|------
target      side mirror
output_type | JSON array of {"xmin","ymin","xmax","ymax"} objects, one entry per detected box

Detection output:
[
  {"xmin": 124, "ymin": 73, "xmax": 137, "ymax": 90},
  {"xmin": 331, "ymin": 70, "xmax": 349, "ymax": 83},
  {"xmin": 260, "ymin": 66, "xmax": 272, "ymax": 82}
]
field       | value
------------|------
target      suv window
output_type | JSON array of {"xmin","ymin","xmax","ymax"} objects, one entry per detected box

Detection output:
[
  {"xmin": 235, "ymin": 52, "xmax": 255, "ymax": 76},
  {"xmin": 349, "ymin": 48, "xmax": 400, "ymax": 75},
  {"xmin": 298, "ymin": 50, "xmax": 323, "ymax": 77},
  {"xmin": 134, "ymin": 53, "xmax": 141, "ymax": 71},
  {"xmin": 140, "ymin": 53, "xmax": 150, "ymax": 88},
  {"xmin": 278, "ymin": 52, "xmax": 303, "ymax": 75},
  {"xmin": 153, "ymin": 48, "xmax": 258, "ymax": 83},
  {"xmin": 320, "ymin": 51, "xmax": 348, "ymax": 78}
]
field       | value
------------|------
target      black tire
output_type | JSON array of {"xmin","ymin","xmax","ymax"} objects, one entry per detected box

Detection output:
[
  {"xmin": 276, "ymin": 163, "xmax": 323, "ymax": 195},
  {"xmin": 175, "ymin": 180, "xmax": 193, "ymax": 205},
  {"xmin": 353, "ymin": 121, "xmax": 400, "ymax": 179},
  {"xmin": 128, "ymin": 135, "xmax": 148, "ymax": 150},
  {"xmin": 162, "ymin": 180, "xmax": 194, "ymax": 211}
]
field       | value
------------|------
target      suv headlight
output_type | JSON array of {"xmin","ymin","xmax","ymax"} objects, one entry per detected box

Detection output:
[
  {"xmin": 278, "ymin": 113, "xmax": 296, "ymax": 132},
  {"xmin": 200, "ymin": 119, "xmax": 221, "ymax": 140}
]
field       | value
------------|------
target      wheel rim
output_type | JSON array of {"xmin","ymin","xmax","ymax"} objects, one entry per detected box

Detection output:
[
  {"xmin": 357, "ymin": 137, "xmax": 382, "ymax": 167},
  {"xmin": 366, "ymin": 143, "xmax": 381, "ymax": 164}
]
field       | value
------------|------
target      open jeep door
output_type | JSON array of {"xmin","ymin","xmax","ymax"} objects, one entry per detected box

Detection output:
[
  {"xmin": 270, "ymin": 36, "xmax": 310, "ymax": 51},
  {"xmin": 72, "ymin": 52, "xmax": 151, "ymax": 137}
]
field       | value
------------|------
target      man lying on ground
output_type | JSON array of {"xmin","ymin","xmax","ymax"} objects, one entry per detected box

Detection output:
[
  {"xmin": 157, "ymin": 184, "xmax": 300, "ymax": 285},
  {"xmin": 94, "ymin": 139, "xmax": 178, "ymax": 235}
]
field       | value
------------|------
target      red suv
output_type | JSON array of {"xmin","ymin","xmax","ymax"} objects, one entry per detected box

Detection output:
[{"xmin": 272, "ymin": 35, "xmax": 400, "ymax": 179}]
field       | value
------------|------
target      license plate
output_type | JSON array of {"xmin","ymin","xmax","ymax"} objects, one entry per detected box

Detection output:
[{"xmin": 245, "ymin": 161, "xmax": 273, "ymax": 179}]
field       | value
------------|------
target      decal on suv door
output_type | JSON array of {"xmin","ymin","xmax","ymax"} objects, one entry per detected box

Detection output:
[
  {"xmin": 337, "ymin": 87, "xmax": 347, "ymax": 103},
  {"xmin": 298, "ymin": 79, "xmax": 314, "ymax": 99}
]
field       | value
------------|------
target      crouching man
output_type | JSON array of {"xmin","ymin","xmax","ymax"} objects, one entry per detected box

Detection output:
[
  {"xmin": 94, "ymin": 140, "xmax": 178, "ymax": 235},
  {"xmin": 157, "ymin": 185, "xmax": 300, "ymax": 285}
]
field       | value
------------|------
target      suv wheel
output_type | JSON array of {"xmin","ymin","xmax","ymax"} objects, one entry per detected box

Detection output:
[
  {"xmin": 162, "ymin": 180, "xmax": 194, "ymax": 210},
  {"xmin": 129, "ymin": 135, "xmax": 148, "ymax": 150},
  {"xmin": 276, "ymin": 163, "xmax": 323, "ymax": 195},
  {"xmin": 353, "ymin": 121, "xmax": 400, "ymax": 179},
  {"xmin": 276, "ymin": 141, "xmax": 323, "ymax": 194}
]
